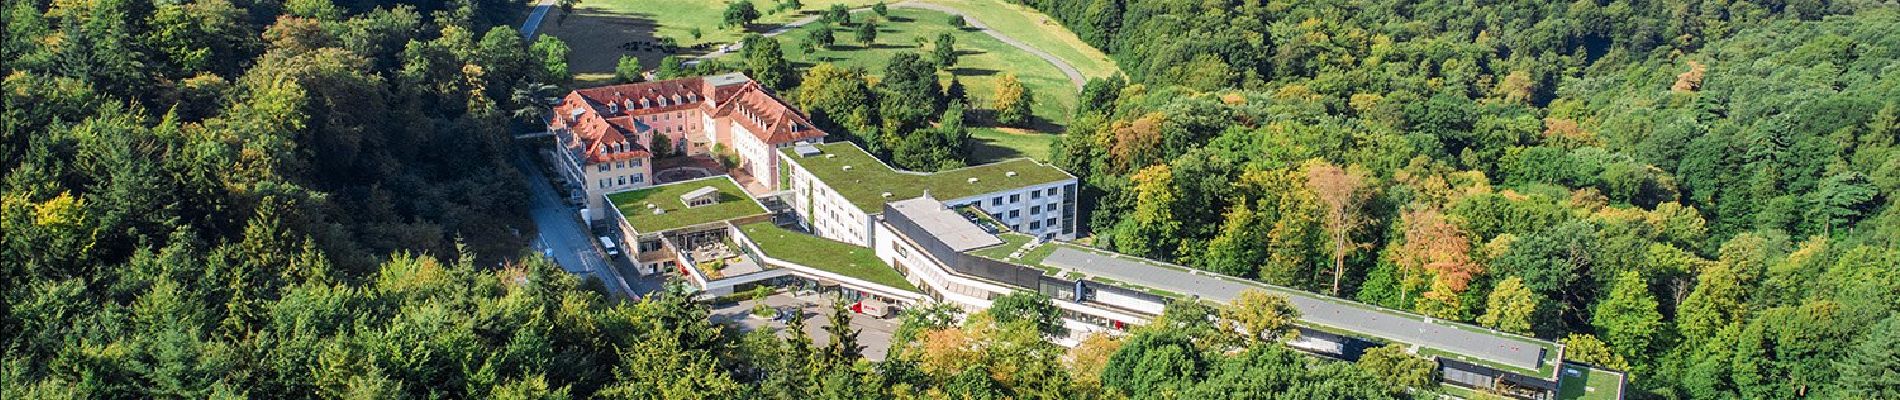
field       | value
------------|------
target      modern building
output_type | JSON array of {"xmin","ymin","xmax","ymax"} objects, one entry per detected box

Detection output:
[
  {"xmin": 547, "ymin": 73, "xmax": 826, "ymax": 220},
  {"xmin": 779, "ymin": 142, "xmax": 1079, "ymax": 247},
  {"xmin": 550, "ymin": 73, "xmax": 1623, "ymax": 400}
]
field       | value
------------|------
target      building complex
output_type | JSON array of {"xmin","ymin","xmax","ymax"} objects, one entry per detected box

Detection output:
[{"xmin": 541, "ymin": 75, "xmax": 1624, "ymax": 400}]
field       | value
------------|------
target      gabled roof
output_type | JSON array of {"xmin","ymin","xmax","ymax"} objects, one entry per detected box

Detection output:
[
  {"xmin": 551, "ymin": 74, "xmax": 827, "ymax": 164},
  {"xmin": 710, "ymin": 81, "xmax": 826, "ymax": 145}
]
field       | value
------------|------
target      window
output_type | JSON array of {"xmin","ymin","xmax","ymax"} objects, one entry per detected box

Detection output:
[
  {"xmin": 1047, "ymin": 187, "xmax": 1059, "ymax": 196},
  {"xmin": 991, "ymin": 197, "xmax": 1003, "ymax": 206},
  {"xmin": 1046, "ymin": 218, "xmax": 1057, "ymax": 227},
  {"xmin": 631, "ymin": 174, "xmax": 645, "ymax": 184},
  {"xmin": 615, "ymin": 161, "xmax": 624, "ymax": 168},
  {"xmin": 1047, "ymin": 204, "xmax": 1059, "ymax": 213},
  {"xmin": 1009, "ymin": 194, "xmax": 1020, "ymax": 203},
  {"xmin": 1030, "ymin": 206, "xmax": 1042, "ymax": 215},
  {"xmin": 597, "ymin": 164, "xmax": 610, "ymax": 172},
  {"xmin": 598, "ymin": 179, "xmax": 608, "ymax": 189},
  {"xmin": 617, "ymin": 176, "xmax": 626, "ymax": 186},
  {"xmin": 1030, "ymin": 221, "xmax": 1042, "ymax": 230},
  {"xmin": 631, "ymin": 158, "xmax": 643, "ymax": 167},
  {"xmin": 1007, "ymin": 210, "xmax": 1020, "ymax": 219},
  {"xmin": 1031, "ymin": 191, "xmax": 1042, "ymax": 200}
]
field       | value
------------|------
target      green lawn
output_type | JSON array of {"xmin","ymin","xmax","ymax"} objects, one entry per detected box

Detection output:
[
  {"xmin": 967, "ymin": 232, "xmax": 1034, "ymax": 259},
  {"xmin": 739, "ymin": 222, "xmax": 919, "ymax": 292},
  {"xmin": 969, "ymin": 127, "xmax": 1056, "ymax": 163},
  {"xmin": 912, "ymin": 0, "xmax": 1122, "ymax": 79},
  {"xmin": 783, "ymin": 8, "xmax": 1077, "ymax": 128},
  {"xmin": 781, "ymin": 142, "xmax": 1073, "ymax": 212},
  {"xmin": 575, "ymin": 0, "xmax": 879, "ymax": 47},
  {"xmin": 608, "ymin": 177, "xmax": 766, "ymax": 233},
  {"xmin": 539, "ymin": 0, "xmax": 880, "ymax": 83},
  {"xmin": 1557, "ymin": 364, "xmax": 1625, "ymax": 400}
]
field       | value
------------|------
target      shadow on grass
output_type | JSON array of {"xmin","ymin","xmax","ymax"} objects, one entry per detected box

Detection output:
[
  {"xmin": 952, "ymin": 67, "xmax": 1000, "ymax": 77},
  {"xmin": 967, "ymin": 135, "xmax": 1028, "ymax": 164}
]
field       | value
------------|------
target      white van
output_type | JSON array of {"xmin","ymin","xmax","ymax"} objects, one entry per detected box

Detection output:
[{"xmin": 598, "ymin": 236, "xmax": 620, "ymax": 257}]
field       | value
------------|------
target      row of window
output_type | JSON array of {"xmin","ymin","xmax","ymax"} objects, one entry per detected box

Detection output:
[
  {"xmin": 597, "ymin": 174, "xmax": 646, "ymax": 188},
  {"xmin": 987, "ymin": 186, "xmax": 1065, "ymax": 206},
  {"xmin": 1002, "ymin": 203, "xmax": 1061, "ymax": 219},
  {"xmin": 596, "ymin": 158, "xmax": 645, "ymax": 172}
]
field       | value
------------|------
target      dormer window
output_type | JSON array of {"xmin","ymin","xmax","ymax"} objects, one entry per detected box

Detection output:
[
  {"xmin": 607, "ymin": 103, "xmax": 618, "ymax": 113},
  {"xmin": 640, "ymin": 98, "xmax": 650, "ymax": 108}
]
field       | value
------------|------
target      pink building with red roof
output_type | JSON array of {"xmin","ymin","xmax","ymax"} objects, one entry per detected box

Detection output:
[{"xmin": 547, "ymin": 73, "xmax": 827, "ymax": 220}]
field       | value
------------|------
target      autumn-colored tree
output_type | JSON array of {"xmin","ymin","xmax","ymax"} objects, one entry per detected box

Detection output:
[
  {"xmin": 1304, "ymin": 159, "xmax": 1372, "ymax": 295},
  {"xmin": 1066, "ymin": 333, "xmax": 1124, "ymax": 390},
  {"xmin": 1478, "ymin": 276, "xmax": 1538, "ymax": 335},
  {"xmin": 1220, "ymin": 289, "xmax": 1302, "ymax": 344},
  {"xmin": 1561, "ymin": 333, "xmax": 1630, "ymax": 372},
  {"xmin": 1395, "ymin": 206, "xmax": 1481, "ymax": 315},
  {"xmin": 1111, "ymin": 164, "xmax": 1180, "ymax": 257},
  {"xmin": 993, "ymin": 72, "xmax": 1033, "ymax": 127},
  {"xmin": 1104, "ymin": 112, "xmax": 1166, "ymax": 174}
]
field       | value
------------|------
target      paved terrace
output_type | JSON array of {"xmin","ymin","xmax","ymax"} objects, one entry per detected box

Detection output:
[
  {"xmin": 1034, "ymin": 245, "xmax": 1553, "ymax": 373},
  {"xmin": 781, "ymin": 142, "xmax": 1073, "ymax": 213}
]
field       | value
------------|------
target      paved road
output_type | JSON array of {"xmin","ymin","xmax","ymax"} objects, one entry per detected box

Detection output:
[
  {"xmin": 1042, "ymin": 247, "xmax": 1549, "ymax": 371},
  {"xmin": 512, "ymin": 149, "xmax": 640, "ymax": 300},
  {"xmin": 696, "ymin": 1, "xmax": 1088, "ymax": 90},
  {"xmin": 520, "ymin": 0, "xmax": 554, "ymax": 38},
  {"xmin": 710, "ymin": 292, "xmax": 900, "ymax": 360}
]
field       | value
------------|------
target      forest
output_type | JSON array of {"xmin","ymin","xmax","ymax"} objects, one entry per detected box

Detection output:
[
  {"xmin": 1017, "ymin": 0, "xmax": 1900, "ymax": 398},
  {"xmin": 4, "ymin": 0, "xmax": 1899, "ymax": 398}
]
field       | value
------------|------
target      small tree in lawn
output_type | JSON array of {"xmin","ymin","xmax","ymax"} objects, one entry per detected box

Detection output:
[
  {"xmin": 931, "ymin": 32, "xmax": 958, "ymax": 69},
  {"xmin": 613, "ymin": 55, "xmax": 643, "ymax": 83},
  {"xmin": 723, "ymin": 1, "xmax": 760, "ymax": 29},
  {"xmin": 872, "ymin": 1, "xmax": 888, "ymax": 16},
  {"xmin": 948, "ymin": 15, "xmax": 966, "ymax": 28},
  {"xmin": 855, "ymin": 17, "xmax": 879, "ymax": 46},
  {"xmin": 993, "ymin": 72, "xmax": 1033, "ymax": 127},
  {"xmin": 781, "ymin": 0, "xmax": 802, "ymax": 12},
  {"xmin": 824, "ymin": 4, "xmax": 850, "ymax": 24},
  {"xmin": 809, "ymin": 23, "xmax": 835, "ymax": 49},
  {"xmin": 689, "ymin": 27, "xmax": 703, "ymax": 40}
]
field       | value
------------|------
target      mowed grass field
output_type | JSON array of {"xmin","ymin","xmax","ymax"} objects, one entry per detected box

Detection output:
[
  {"xmin": 538, "ymin": 0, "xmax": 880, "ymax": 83},
  {"xmin": 910, "ymin": 0, "xmax": 1121, "ymax": 79},
  {"xmin": 785, "ymin": 8, "xmax": 1075, "ymax": 137}
]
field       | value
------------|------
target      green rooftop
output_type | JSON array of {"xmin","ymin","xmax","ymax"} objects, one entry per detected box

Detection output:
[
  {"xmin": 1557, "ymin": 364, "xmax": 1625, "ymax": 400},
  {"xmin": 781, "ymin": 142, "xmax": 1074, "ymax": 212},
  {"xmin": 608, "ymin": 177, "xmax": 766, "ymax": 233},
  {"xmin": 739, "ymin": 222, "xmax": 920, "ymax": 292}
]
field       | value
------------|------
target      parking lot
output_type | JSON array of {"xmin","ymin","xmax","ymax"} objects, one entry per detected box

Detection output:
[{"xmin": 709, "ymin": 292, "xmax": 902, "ymax": 360}]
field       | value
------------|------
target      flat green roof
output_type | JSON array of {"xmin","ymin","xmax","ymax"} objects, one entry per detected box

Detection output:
[
  {"xmin": 739, "ymin": 222, "xmax": 920, "ymax": 292},
  {"xmin": 608, "ymin": 177, "xmax": 766, "ymax": 233},
  {"xmin": 781, "ymin": 142, "xmax": 1074, "ymax": 212},
  {"xmin": 1557, "ymin": 364, "xmax": 1625, "ymax": 400}
]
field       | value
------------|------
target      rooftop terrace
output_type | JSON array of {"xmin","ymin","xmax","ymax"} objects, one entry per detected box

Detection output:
[
  {"xmin": 608, "ymin": 176, "xmax": 766, "ymax": 233},
  {"xmin": 781, "ymin": 142, "xmax": 1073, "ymax": 213}
]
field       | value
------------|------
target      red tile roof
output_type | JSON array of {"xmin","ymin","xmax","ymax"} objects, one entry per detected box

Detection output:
[{"xmin": 549, "ymin": 74, "xmax": 826, "ymax": 165}]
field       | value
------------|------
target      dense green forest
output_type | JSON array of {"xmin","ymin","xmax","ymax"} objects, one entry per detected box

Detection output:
[{"xmin": 1017, "ymin": 0, "xmax": 1900, "ymax": 397}]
